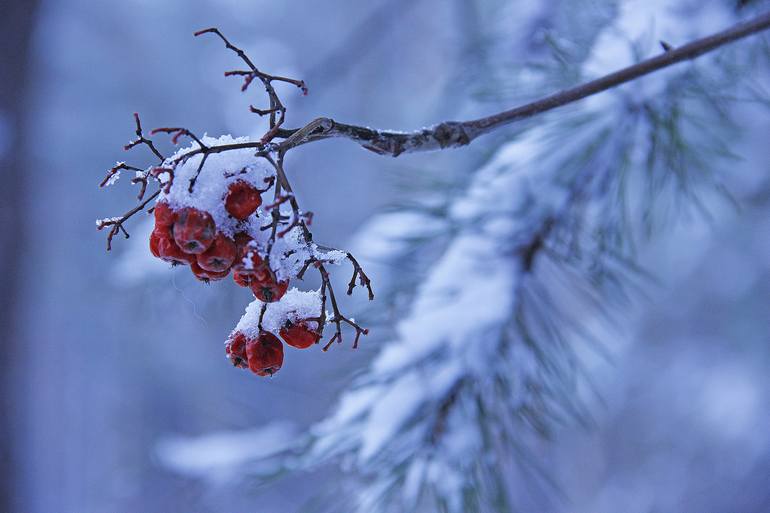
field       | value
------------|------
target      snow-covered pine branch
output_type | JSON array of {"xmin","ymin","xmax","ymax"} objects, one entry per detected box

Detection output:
[{"xmin": 252, "ymin": 2, "xmax": 767, "ymax": 511}]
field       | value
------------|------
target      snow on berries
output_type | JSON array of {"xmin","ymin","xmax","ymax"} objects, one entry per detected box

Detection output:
[
  {"xmin": 224, "ymin": 289, "xmax": 323, "ymax": 375},
  {"xmin": 97, "ymin": 32, "xmax": 374, "ymax": 378},
  {"xmin": 235, "ymin": 289, "xmax": 323, "ymax": 335},
  {"xmin": 142, "ymin": 136, "xmax": 288, "ymax": 287}
]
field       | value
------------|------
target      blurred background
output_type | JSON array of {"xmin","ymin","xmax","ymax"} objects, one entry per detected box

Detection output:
[{"xmin": 1, "ymin": 1, "xmax": 769, "ymax": 512}]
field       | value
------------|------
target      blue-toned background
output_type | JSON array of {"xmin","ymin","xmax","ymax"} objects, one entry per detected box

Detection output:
[{"xmin": 2, "ymin": 1, "xmax": 769, "ymax": 512}]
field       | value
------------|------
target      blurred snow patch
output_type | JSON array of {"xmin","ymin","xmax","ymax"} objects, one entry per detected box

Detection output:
[
  {"xmin": 112, "ymin": 215, "xmax": 168, "ymax": 285},
  {"xmin": 156, "ymin": 421, "xmax": 297, "ymax": 483},
  {"xmin": 358, "ymin": 371, "xmax": 425, "ymax": 461},
  {"xmin": 162, "ymin": 134, "xmax": 274, "ymax": 238},
  {"xmin": 701, "ymin": 365, "xmax": 761, "ymax": 439},
  {"xmin": 348, "ymin": 211, "xmax": 445, "ymax": 263}
]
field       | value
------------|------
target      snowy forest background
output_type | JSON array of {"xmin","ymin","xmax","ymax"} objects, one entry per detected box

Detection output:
[{"xmin": 2, "ymin": 0, "xmax": 770, "ymax": 512}]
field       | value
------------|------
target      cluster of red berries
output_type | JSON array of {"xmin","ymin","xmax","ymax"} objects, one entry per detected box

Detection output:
[
  {"xmin": 225, "ymin": 320, "xmax": 320, "ymax": 376},
  {"xmin": 148, "ymin": 177, "xmax": 325, "ymax": 377},
  {"xmin": 100, "ymin": 36, "xmax": 375, "ymax": 381},
  {"xmin": 148, "ymin": 180, "xmax": 289, "ymax": 302}
]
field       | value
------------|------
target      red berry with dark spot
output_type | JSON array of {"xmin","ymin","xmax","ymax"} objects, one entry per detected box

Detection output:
[
  {"xmin": 197, "ymin": 233, "xmax": 237, "ymax": 272},
  {"xmin": 233, "ymin": 247, "xmax": 271, "ymax": 287},
  {"xmin": 190, "ymin": 260, "xmax": 229, "ymax": 282},
  {"xmin": 154, "ymin": 201, "xmax": 176, "ymax": 229},
  {"xmin": 246, "ymin": 332, "xmax": 284, "ymax": 376},
  {"xmin": 154, "ymin": 230, "xmax": 196, "ymax": 265},
  {"xmin": 251, "ymin": 278, "xmax": 289, "ymax": 303},
  {"xmin": 225, "ymin": 332, "xmax": 249, "ymax": 369},
  {"xmin": 280, "ymin": 321, "xmax": 320, "ymax": 349},
  {"xmin": 233, "ymin": 270, "xmax": 254, "ymax": 288},
  {"xmin": 173, "ymin": 207, "xmax": 216, "ymax": 254},
  {"xmin": 225, "ymin": 180, "xmax": 262, "ymax": 220}
]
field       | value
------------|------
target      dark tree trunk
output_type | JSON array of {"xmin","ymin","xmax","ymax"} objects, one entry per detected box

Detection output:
[{"xmin": 0, "ymin": 2, "xmax": 40, "ymax": 510}]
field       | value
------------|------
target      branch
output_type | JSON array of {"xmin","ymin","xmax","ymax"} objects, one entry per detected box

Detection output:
[
  {"xmin": 124, "ymin": 112, "xmax": 165, "ymax": 162},
  {"xmin": 195, "ymin": 28, "xmax": 307, "ymax": 143},
  {"xmin": 276, "ymin": 12, "xmax": 770, "ymax": 156},
  {"xmin": 259, "ymin": 152, "xmax": 371, "ymax": 350},
  {"xmin": 96, "ymin": 189, "xmax": 161, "ymax": 250}
]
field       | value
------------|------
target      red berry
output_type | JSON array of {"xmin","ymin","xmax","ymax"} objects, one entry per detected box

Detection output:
[
  {"xmin": 233, "ymin": 232, "xmax": 252, "ymax": 252},
  {"xmin": 233, "ymin": 264, "xmax": 267, "ymax": 288},
  {"xmin": 233, "ymin": 247, "xmax": 271, "ymax": 287},
  {"xmin": 154, "ymin": 201, "xmax": 176, "ymax": 229},
  {"xmin": 154, "ymin": 230, "xmax": 196, "ymax": 265},
  {"xmin": 225, "ymin": 332, "xmax": 249, "ymax": 369},
  {"xmin": 149, "ymin": 229, "xmax": 163, "ymax": 258},
  {"xmin": 190, "ymin": 261, "xmax": 229, "ymax": 282},
  {"xmin": 246, "ymin": 331, "xmax": 284, "ymax": 376},
  {"xmin": 250, "ymin": 278, "xmax": 289, "ymax": 303},
  {"xmin": 233, "ymin": 243, "xmax": 264, "ymax": 270},
  {"xmin": 173, "ymin": 207, "xmax": 216, "ymax": 254},
  {"xmin": 279, "ymin": 321, "xmax": 320, "ymax": 349},
  {"xmin": 225, "ymin": 180, "xmax": 262, "ymax": 220},
  {"xmin": 197, "ymin": 233, "xmax": 237, "ymax": 272},
  {"xmin": 233, "ymin": 270, "xmax": 255, "ymax": 288}
]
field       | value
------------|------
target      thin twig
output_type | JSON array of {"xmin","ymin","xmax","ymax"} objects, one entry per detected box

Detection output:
[
  {"xmin": 195, "ymin": 27, "xmax": 307, "ymax": 142},
  {"xmin": 99, "ymin": 162, "xmax": 143, "ymax": 188},
  {"xmin": 317, "ymin": 263, "xmax": 369, "ymax": 350},
  {"xmin": 151, "ymin": 127, "xmax": 208, "ymax": 148},
  {"xmin": 346, "ymin": 252, "xmax": 374, "ymax": 300},
  {"xmin": 124, "ymin": 112, "xmax": 165, "ymax": 162},
  {"xmin": 261, "ymin": 152, "xmax": 371, "ymax": 348},
  {"xmin": 96, "ymin": 189, "xmax": 161, "ymax": 250}
]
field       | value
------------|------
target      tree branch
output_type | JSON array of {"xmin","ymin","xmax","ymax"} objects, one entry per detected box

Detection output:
[{"xmin": 276, "ymin": 12, "xmax": 770, "ymax": 156}]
